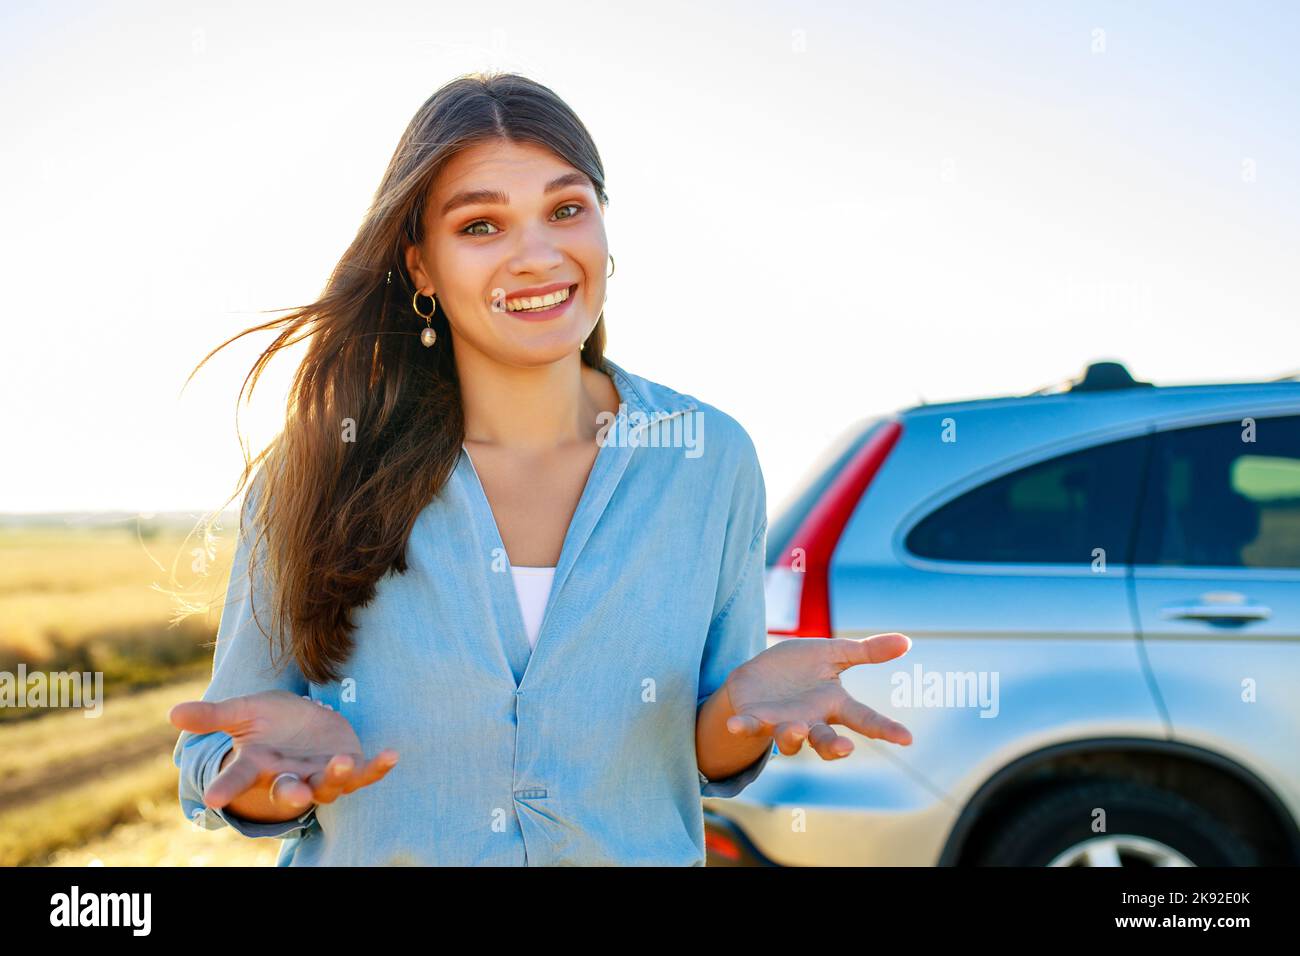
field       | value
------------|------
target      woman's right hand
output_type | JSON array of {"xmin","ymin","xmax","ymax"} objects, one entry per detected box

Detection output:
[{"xmin": 169, "ymin": 689, "xmax": 398, "ymax": 824}]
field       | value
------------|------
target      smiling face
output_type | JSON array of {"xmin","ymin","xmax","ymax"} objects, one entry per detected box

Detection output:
[{"xmin": 405, "ymin": 138, "xmax": 608, "ymax": 365}]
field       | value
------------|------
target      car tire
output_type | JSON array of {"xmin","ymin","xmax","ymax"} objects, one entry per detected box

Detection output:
[{"xmin": 974, "ymin": 778, "xmax": 1258, "ymax": 866}]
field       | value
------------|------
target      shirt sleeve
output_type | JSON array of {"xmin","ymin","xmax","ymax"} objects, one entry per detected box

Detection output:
[
  {"xmin": 696, "ymin": 429, "xmax": 776, "ymax": 799},
  {"xmin": 172, "ymin": 479, "xmax": 319, "ymax": 839}
]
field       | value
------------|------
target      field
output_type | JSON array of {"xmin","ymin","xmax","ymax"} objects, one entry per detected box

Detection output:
[{"xmin": 0, "ymin": 520, "xmax": 273, "ymax": 866}]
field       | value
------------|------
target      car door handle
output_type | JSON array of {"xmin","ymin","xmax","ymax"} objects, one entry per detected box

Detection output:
[{"xmin": 1161, "ymin": 604, "xmax": 1272, "ymax": 622}]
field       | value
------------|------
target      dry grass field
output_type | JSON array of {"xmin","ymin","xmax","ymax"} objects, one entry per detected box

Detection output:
[{"xmin": 0, "ymin": 520, "xmax": 273, "ymax": 866}]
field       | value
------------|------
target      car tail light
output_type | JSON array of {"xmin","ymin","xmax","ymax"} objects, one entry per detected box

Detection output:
[
  {"xmin": 766, "ymin": 420, "xmax": 903, "ymax": 638},
  {"xmin": 704, "ymin": 829, "xmax": 743, "ymax": 862}
]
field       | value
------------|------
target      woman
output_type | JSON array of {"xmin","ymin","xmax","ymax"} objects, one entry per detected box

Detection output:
[{"xmin": 170, "ymin": 72, "xmax": 914, "ymax": 866}]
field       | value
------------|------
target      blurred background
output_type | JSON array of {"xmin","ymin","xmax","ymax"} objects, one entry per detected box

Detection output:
[{"xmin": 1, "ymin": 0, "xmax": 1295, "ymax": 866}]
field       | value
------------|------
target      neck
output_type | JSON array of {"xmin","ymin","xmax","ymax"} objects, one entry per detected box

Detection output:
[{"xmin": 455, "ymin": 346, "xmax": 614, "ymax": 451}]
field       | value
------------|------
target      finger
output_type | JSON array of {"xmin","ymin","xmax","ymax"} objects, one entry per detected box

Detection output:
[
  {"xmin": 336, "ymin": 750, "xmax": 400, "ymax": 795},
  {"xmin": 305, "ymin": 754, "xmax": 356, "ymax": 805},
  {"xmin": 826, "ymin": 633, "xmax": 912, "ymax": 672},
  {"xmin": 269, "ymin": 774, "xmax": 315, "ymax": 810},
  {"xmin": 772, "ymin": 721, "xmax": 810, "ymax": 756},
  {"xmin": 169, "ymin": 696, "xmax": 254, "ymax": 735},
  {"xmin": 725, "ymin": 713, "xmax": 772, "ymax": 738},
  {"xmin": 307, "ymin": 750, "xmax": 399, "ymax": 801},
  {"xmin": 203, "ymin": 747, "xmax": 267, "ymax": 809},
  {"xmin": 835, "ymin": 697, "xmax": 913, "ymax": 746},
  {"xmin": 204, "ymin": 747, "xmax": 322, "ymax": 809},
  {"xmin": 808, "ymin": 722, "xmax": 854, "ymax": 760}
]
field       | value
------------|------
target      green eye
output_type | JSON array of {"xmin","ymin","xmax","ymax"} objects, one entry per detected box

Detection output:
[{"xmin": 460, "ymin": 203, "xmax": 583, "ymax": 237}]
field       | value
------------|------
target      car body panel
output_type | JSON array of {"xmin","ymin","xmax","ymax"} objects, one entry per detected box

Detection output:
[
  {"xmin": 705, "ymin": 380, "xmax": 1300, "ymax": 866},
  {"xmin": 707, "ymin": 636, "xmax": 1167, "ymax": 865}
]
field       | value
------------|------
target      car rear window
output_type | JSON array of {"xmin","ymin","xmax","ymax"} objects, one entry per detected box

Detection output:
[{"xmin": 905, "ymin": 433, "xmax": 1149, "ymax": 564}]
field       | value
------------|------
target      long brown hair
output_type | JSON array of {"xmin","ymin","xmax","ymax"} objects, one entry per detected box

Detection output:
[{"xmin": 185, "ymin": 72, "xmax": 610, "ymax": 685}]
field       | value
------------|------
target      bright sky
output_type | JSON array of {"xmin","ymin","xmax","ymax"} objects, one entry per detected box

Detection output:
[{"xmin": 3, "ymin": 0, "xmax": 1297, "ymax": 515}]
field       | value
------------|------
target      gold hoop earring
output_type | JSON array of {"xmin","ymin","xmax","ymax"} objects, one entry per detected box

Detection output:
[
  {"xmin": 607, "ymin": 254, "xmax": 615, "ymax": 278},
  {"xmin": 413, "ymin": 290, "xmax": 437, "ymax": 347}
]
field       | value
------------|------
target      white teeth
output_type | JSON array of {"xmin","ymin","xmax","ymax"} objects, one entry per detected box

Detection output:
[{"xmin": 507, "ymin": 286, "xmax": 571, "ymax": 311}]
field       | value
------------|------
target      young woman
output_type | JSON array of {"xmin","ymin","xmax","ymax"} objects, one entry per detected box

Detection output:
[{"xmin": 170, "ymin": 72, "xmax": 914, "ymax": 866}]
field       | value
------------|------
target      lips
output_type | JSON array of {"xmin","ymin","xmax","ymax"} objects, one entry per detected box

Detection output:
[
  {"xmin": 504, "ymin": 280, "xmax": 577, "ymax": 306},
  {"xmin": 506, "ymin": 283, "xmax": 578, "ymax": 322}
]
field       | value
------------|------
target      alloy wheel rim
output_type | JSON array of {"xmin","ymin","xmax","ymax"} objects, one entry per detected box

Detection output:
[{"xmin": 1047, "ymin": 834, "xmax": 1195, "ymax": 867}]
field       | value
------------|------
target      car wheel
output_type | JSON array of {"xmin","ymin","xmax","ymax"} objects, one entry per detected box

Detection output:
[{"xmin": 975, "ymin": 779, "xmax": 1257, "ymax": 866}]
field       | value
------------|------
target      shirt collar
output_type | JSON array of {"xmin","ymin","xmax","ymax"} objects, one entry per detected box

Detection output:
[{"xmin": 599, "ymin": 356, "xmax": 699, "ymax": 431}]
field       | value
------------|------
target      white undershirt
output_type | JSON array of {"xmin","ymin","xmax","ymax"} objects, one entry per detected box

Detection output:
[{"xmin": 510, "ymin": 566, "xmax": 555, "ymax": 651}]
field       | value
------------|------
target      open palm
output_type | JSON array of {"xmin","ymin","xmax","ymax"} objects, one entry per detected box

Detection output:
[
  {"xmin": 169, "ymin": 689, "xmax": 398, "ymax": 814},
  {"xmin": 723, "ymin": 633, "xmax": 914, "ymax": 758}
]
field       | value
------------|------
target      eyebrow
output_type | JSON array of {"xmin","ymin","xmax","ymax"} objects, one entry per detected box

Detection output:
[{"xmin": 439, "ymin": 172, "xmax": 592, "ymax": 218}]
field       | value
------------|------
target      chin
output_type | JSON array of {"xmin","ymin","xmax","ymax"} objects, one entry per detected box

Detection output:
[{"xmin": 508, "ymin": 340, "xmax": 584, "ymax": 366}]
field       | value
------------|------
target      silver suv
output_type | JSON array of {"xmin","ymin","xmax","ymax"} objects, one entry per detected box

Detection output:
[{"xmin": 705, "ymin": 362, "xmax": 1300, "ymax": 866}]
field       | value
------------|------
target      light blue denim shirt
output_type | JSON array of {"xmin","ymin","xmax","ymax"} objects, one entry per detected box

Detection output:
[{"xmin": 173, "ymin": 357, "xmax": 775, "ymax": 865}]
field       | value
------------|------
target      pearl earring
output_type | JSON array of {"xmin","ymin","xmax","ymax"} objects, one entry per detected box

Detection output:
[{"xmin": 413, "ymin": 290, "xmax": 437, "ymax": 347}]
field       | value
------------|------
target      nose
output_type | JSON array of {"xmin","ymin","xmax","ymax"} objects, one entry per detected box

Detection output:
[{"xmin": 508, "ymin": 220, "xmax": 566, "ymax": 275}]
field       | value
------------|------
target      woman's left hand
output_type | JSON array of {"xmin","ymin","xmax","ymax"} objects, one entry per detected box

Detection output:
[{"xmin": 722, "ymin": 633, "xmax": 914, "ymax": 758}]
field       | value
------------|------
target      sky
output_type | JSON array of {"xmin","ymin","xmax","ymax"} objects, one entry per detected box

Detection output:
[{"xmin": 2, "ymin": 0, "xmax": 1297, "ymax": 516}]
